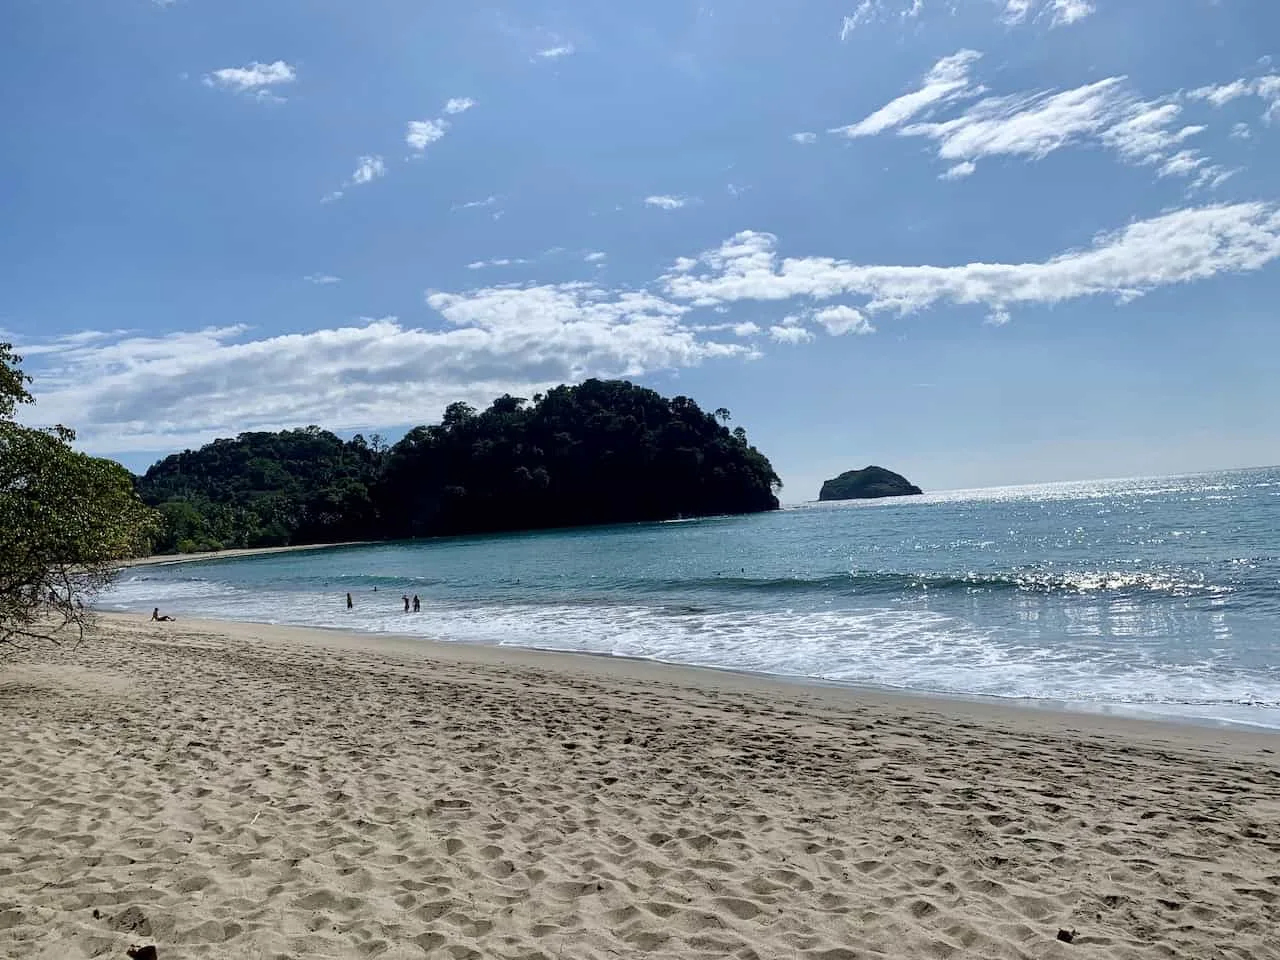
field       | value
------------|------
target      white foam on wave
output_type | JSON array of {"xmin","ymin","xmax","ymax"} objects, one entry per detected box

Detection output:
[{"xmin": 98, "ymin": 578, "xmax": 1280, "ymax": 729}]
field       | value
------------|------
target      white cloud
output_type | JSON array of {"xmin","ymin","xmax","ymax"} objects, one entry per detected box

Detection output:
[
  {"xmin": 645, "ymin": 195, "xmax": 687, "ymax": 210},
  {"xmin": 1157, "ymin": 150, "xmax": 1205, "ymax": 178},
  {"xmin": 584, "ymin": 251, "xmax": 608, "ymax": 263},
  {"xmin": 791, "ymin": 132, "xmax": 818, "ymax": 144},
  {"xmin": 324, "ymin": 155, "xmax": 386, "ymax": 201},
  {"xmin": 829, "ymin": 50, "xmax": 982, "ymax": 138},
  {"xmin": 152, "ymin": 0, "xmax": 180, "ymax": 7},
  {"xmin": 1000, "ymin": 0, "xmax": 1033, "ymax": 23},
  {"xmin": 903, "ymin": 76, "xmax": 1128, "ymax": 161},
  {"xmin": 406, "ymin": 119, "xmax": 449, "ymax": 151},
  {"xmin": 849, "ymin": 55, "xmax": 1224, "ymax": 183},
  {"xmin": 443, "ymin": 97, "xmax": 477, "ymax": 115},
  {"xmin": 350, "ymin": 155, "xmax": 385, "ymax": 185},
  {"xmin": 203, "ymin": 61, "xmax": 296, "ymax": 101},
  {"xmin": 1188, "ymin": 73, "xmax": 1280, "ymax": 123},
  {"xmin": 20, "ymin": 287, "xmax": 752, "ymax": 453},
  {"xmin": 940, "ymin": 161, "xmax": 976, "ymax": 180},
  {"xmin": 840, "ymin": 0, "xmax": 1086, "ymax": 33},
  {"xmin": 26, "ymin": 197, "xmax": 1280, "ymax": 452},
  {"xmin": 1001, "ymin": 0, "xmax": 1093, "ymax": 26},
  {"xmin": 406, "ymin": 98, "xmax": 478, "ymax": 154},
  {"xmin": 1049, "ymin": 0, "xmax": 1094, "ymax": 25},
  {"xmin": 663, "ymin": 203, "xmax": 1280, "ymax": 322},
  {"xmin": 840, "ymin": 1, "xmax": 877, "ymax": 40},
  {"xmin": 769, "ymin": 324, "xmax": 814, "ymax": 344},
  {"xmin": 304, "ymin": 274, "xmax": 341, "ymax": 285},
  {"xmin": 454, "ymin": 196, "xmax": 499, "ymax": 211},
  {"xmin": 536, "ymin": 44, "xmax": 575, "ymax": 59},
  {"xmin": 1231, "ymin": 122, "xmax": 1252, "ymax": 140},
  {"xmin": 813, "ymin": 305, "xmax": 876, "ymax": 335},
  {"xmin": 465, "ymin": 258, "xmax": 533, "ymax": 270}
]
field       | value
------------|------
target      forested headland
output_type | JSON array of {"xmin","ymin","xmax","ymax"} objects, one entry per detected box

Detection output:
[{"xmin": 136, "ymin": 379, "xmax": 782, "ymax": 553}]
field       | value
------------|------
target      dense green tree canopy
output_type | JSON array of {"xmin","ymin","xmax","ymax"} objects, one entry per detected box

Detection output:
[
  {"xmin": 137, "ymin": 379, "xmax": 781, "ymax": 551},
  {"xmin": 1, "ymin": 344, "xmax": 156, "ymax": 647},
  {"xmin": 138, "ymin": 427, "xmax": 383, "ymax": 552}
]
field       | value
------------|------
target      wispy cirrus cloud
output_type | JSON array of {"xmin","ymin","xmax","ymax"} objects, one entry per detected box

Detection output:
[
  {"xmin": 203, "ymin": 60, "xmax": 296, "ymax": 102},
  {"xmin": 303, "ymin": 273, "xmax": 341, "ymax": 285},
  {"xmin": 830, "ymin": 50, "xmax": 983, "ymax": 138},
  {"xmin": 791, "ymin": 132, "xmax": 818, "ymax": 144},
  {"xmin": 645, "ymin": 195, "xmax": 688, "ymax": 210},
  {"xmin": 840, "ymin": 1, "xmax": 878, "ymax": 40},
  {"xmin": 1187, "ymin": 72, "xmax": 1280, "ymax": 124},
  {"xmin": 453, "ymin": 195, "xmax": 499, "ymax": 211},
  {"xmin": 535, "ymin": 43, "xmax": 575, "ymax": 60},
  {"xmin": 1049, "ymin": 0, "xmax": 1095, "ymax": 25},
  {"xmin": 466, "ymin": 257, "xmax": 534, "ymax": 270},
  {"xmin": 839, "ymin": 50, "xmax": 1230, "ymax": 188},
  {"xmin": 1001, "ymin": 0, "xmax": 1095, "ymax": 26},
  {"xmin": 842, "ymin": 0, "xmax": 1087, "ymax": 36}
]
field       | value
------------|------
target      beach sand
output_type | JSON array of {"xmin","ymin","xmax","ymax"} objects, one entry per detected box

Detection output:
[{"xmin": 2, "ymin": 614, "xmax": 1278, "ymax": 959}]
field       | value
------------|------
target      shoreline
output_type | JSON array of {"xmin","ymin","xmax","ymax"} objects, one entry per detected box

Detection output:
[
  {"xmin": 95, "ymin": 608, "xmax": 1280, "ymax": 736},
  {"xmin": 98, "ymin": 611, "xmax": 1280, "ymax": 746},
  {"xmin": 121, "ymin": 539, "xmax": 375, "ymax": 568},
  {"xmin": 3, "ymin": 612, "xmax": 1278, "ymax": 959}
]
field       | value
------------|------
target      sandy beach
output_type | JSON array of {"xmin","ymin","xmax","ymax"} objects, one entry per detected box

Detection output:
[
  {"xmin": 121, "ymin": 541, "xmax": 375, "ymax": 569},
  {"xmin": 2, "ymin": 614, "xmax": 1278, "ymax": 960}
]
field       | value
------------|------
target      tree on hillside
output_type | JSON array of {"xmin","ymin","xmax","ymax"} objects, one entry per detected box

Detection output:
[
  {"xmin": 379, "ymin": 379, "xmax": 781, "ymax": 536},
  {"xmin": 0, "ymin": 343, "xmax": 157, "ymax": 648},
  {"xmin": 137, "ymin": 378, "xmax": 782, "ymax": 550}
]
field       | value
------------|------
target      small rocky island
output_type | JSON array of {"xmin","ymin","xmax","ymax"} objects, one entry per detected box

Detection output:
[{"xmin": 818, "ymin": 465, "xmax": 923, "ymax": 501}]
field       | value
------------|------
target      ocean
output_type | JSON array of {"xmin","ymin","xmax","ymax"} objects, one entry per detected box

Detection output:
[{"xmin": 102, "ymin": 467, "xmax": 1280, "ymax": 728}]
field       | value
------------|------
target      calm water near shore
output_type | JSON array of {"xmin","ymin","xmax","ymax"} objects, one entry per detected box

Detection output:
[{"xmin": 103, "ymin": 467, "xmax": 1280, "ymax": 728}]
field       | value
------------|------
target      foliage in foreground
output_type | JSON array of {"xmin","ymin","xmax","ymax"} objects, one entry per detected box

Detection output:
[
  {"xmin": 0, "ymin": 344, "xmax": 157, "ymax": 647},
  {"xmin": 137, "ymin": 379, "xmax": 782, "ymax": 552}
]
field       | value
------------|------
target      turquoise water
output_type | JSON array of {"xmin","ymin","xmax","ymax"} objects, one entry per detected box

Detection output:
[{"xmin": 104, "ymin": 467, "xmax": 1280, "ymax": 728}]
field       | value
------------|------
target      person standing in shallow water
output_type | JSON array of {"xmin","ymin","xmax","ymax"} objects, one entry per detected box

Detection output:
[
  {"xmin": 412, "ymin": 595, "xmax": 420, "ymax": 612},
  {"xmin": 402, "ymin": 595, "xmax": 410, "ymax": 613},
  {"xmin": 346, "ymin": 592, "xmax": 353, "ymax": 610}
]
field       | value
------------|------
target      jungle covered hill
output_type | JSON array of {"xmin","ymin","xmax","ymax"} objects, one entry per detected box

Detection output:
[{"xmin": 136, "ymin": 379, "xmax": 782, "ymax": 553}]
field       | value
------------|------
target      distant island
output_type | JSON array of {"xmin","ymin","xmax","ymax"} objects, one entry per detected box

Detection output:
[
  {"xmin": 135, "ymin": 379, "xmax": 782, "ymax": 553},
  {"xmin": 818, "ymin": 466, "xmax": 923, "ymax": 502}
]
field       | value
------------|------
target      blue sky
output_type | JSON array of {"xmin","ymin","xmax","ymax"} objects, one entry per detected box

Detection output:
[{"xmin": 2, "ymin": 0, "xmax": 1278, "ymax": 500}]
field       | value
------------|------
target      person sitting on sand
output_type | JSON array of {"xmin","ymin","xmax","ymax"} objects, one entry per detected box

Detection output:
[{"xmin": 151, "ymin": 607, "xmax": 175, "ymax": 622}]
